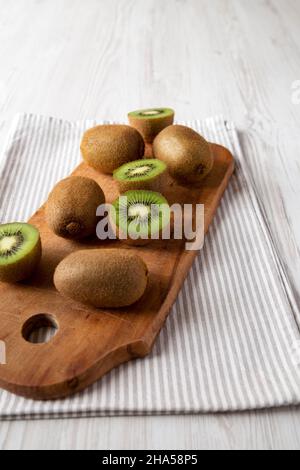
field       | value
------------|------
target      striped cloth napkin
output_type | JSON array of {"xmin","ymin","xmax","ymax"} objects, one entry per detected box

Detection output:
[{"xmin": 0, "ymin": 114, "xmax": 300, "ymax": 420}]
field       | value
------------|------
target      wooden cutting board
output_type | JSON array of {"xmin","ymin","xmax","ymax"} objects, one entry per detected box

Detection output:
[{"xmin": 0, "ymin": 143, "xmax": 234, "ymax": 400}]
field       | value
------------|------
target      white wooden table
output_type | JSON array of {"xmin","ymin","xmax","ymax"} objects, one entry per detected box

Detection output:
[{"xmin": 0, "ymin": 0, "xmax": 300, "ymax": 450}]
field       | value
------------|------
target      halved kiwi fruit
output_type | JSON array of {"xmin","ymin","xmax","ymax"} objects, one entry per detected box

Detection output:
[
  {"xmin": 113, "ymin": 158, "xmax": 167, "ymax": 193},
  {"xmin": 0, "ymin": 223, "xmax": 42, "ymax": 283},
  {"xmin": 128, "ymin": 108, "xmax": 174, "ymax": 143},
  {"xmin": 110, "ymin": 190, "xmax": 170, "ymax": 245}
]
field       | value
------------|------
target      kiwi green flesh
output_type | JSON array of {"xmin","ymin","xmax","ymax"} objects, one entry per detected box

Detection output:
[
  {"xmin": 113, "ymin": 159, "xmax": 166, "ymax": 182},
  {"xmin": 128, "ymin": 108, "xmax": 174, "ymax": 120},
  {"xmin": 0, "ymin": 223, "xmax": 40, "ymax": 266},
  {"xmin": 111, "ymin": 190, "xmax": 170, "ymax": 238}
]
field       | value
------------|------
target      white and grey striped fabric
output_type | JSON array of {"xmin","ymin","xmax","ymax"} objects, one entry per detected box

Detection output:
[{"xmin": 0, "ymin": 113, "xmax": 300, "ymax": 420}]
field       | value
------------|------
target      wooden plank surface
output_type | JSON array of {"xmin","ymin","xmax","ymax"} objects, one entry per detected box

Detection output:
[
  {"xmin": 0, "ymin": 144, "xmax": 233, "ymax": 399},
  {"xmin": 0, "ymin": 0, "xmax": 299, "ymax": 450}
]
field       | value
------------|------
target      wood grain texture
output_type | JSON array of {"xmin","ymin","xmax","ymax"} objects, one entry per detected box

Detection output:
[
  {"xmin": 0, "ymin": 0, "xmax": 299, "ymax": 450},
  {"xmin": 1, "ymin": 409, "xmax": 300, "ymax": 450},
  {"xmin": 0, "ymin": 144, "xmax": 234, "ymax": 400}
]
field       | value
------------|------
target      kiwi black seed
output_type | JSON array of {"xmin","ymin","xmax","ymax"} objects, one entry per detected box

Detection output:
[
  {"xmin": 113, "ymin": 158, "xmax": 167, "ymax": 193},
  {"xmin": 46, "ymin": 176, "xmax": 105, "ymax": 240},
  {"xmin": 0, "ymin": 222, "xmax": 42, "ymax": 283},
  {"xmin": 110, "ymin": 190, "xmax": 170, "ymax": 245},
  {"xmin": 153, "ymin": 124, "xmax": 214, "ymax": 185},
  {"xmin": 128, "ymin": 108, "xmax": 175, "ymax": 143},
  {"xmin": 80, "ymin": 124, "xmax": 145, "ymax": 174},
  {"xmin": 54, "ymin": 249, "xmax": 148, "ymax": 308}
]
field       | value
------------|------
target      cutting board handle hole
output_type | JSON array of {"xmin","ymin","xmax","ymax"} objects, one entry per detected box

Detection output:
[{"xmin": 22, "ymin": 314, "xmax": 58, "ymax": 344}]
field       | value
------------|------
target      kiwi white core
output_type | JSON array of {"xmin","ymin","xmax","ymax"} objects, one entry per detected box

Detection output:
[
  {"xmin": 140, "ymin": 110, "xmax": 161, "ymax": 116},
  {"xmin": 130, "ymin": 165, "xmax": 152, "ymax": 177},
  {"xmin": 128, "ymin": 204, "xmax": 150, "ymax": 220},
  {"xmin": 0, "ymin": 236, "xmax": 20, "ymax": 253}
]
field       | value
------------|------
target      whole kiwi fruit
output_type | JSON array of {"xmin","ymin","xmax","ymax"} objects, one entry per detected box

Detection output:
[
  {"xmin": 46, "ymin": 176, "xmax": 105, "ymax": 240},
  {"xmin": 80, "ymin": 124, "xmax": 145, "ymax": 174},
  {"xmin": 152, "ymin": 125, "xmax": 214, "ymax": 184},
  {"xmin": 0, "ymin": 222, "xmax": 41, "ymax": 283},
  {"xmin": 54, "ymin": 249, "xmax": 148, "ymax": 308}
]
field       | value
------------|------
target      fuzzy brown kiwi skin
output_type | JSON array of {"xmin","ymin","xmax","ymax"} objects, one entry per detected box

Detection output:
[
  {"xmin": 152, "ymin": 125, "xmax": 214, "ymax": 185},
  {"xmin": 46, "ymin": 176, "xmax": 105, "ymax": 240},
  {"xmin": 81, "ymin": 125, "xmax": 145, "ymax": 174},
  {"xmin": 128, "ymin": 111, "xmax": 174, "ymax": 143},
  {"xmin": 54, "ymin": 249, "xmax": 149, "ymax": 308},
  {"xmin": 0, "ymin": 237, "xmax": 42, "ymax": 283}
]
